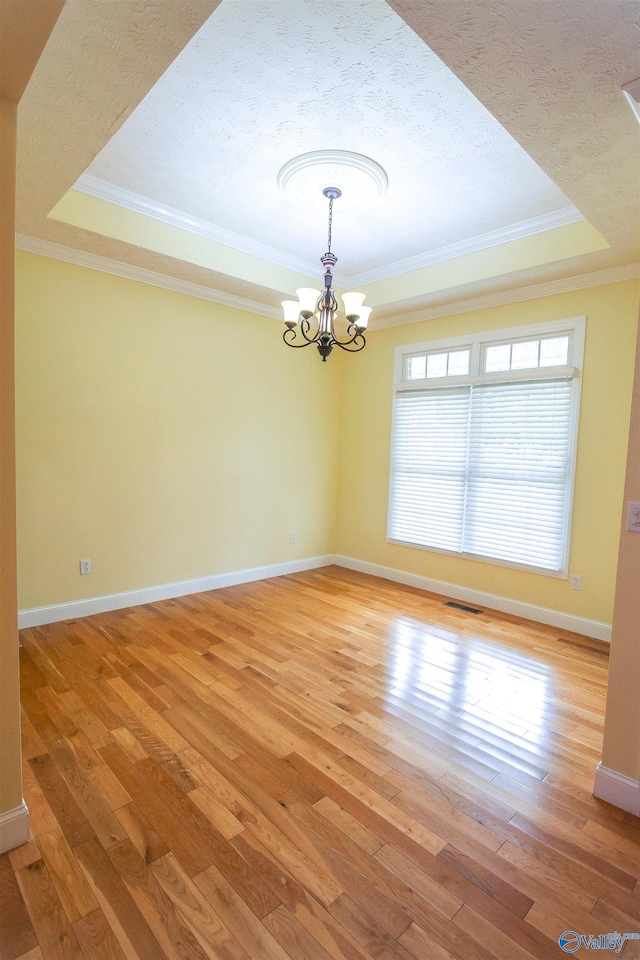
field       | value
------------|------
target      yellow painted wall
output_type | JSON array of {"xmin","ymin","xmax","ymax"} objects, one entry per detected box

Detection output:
[
  {"xmin": 16, "ymin": 252, "xmax": 339, "ymax": 609},
  {"xmin": 14, "ymin": 251, "xmax": 639, "ymax": 630},
  {"xmin": 335, "ymin": 280, "xmax": 640, "ymax": 625}
]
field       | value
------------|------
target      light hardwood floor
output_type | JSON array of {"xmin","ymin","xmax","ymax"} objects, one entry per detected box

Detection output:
[{"xmin": 2, "ymin": 566, "xmax": 639, "ymax": 960}]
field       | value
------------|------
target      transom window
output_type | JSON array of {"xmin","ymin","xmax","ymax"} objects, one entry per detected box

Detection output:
[
  {"xmin": 389, "ymin": 318, "xmax": 585, "ymax": 576},
  {"xmin": 406, "ymin": 348, "xmax": 470, "ymax": 381},
  {"xmin": 484, "ymin": 335, "xmax": 569, "ymax": 373}
]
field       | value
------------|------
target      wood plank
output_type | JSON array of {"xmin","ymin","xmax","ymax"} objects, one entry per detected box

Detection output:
[
  {"xmin": 150, "ymin": 854, "xmax": 251, "ymax": 960},
  {"xmin": 327, "ymin": 894, "xmax": 417, "ymax": 960},
  {"xmin": 21, "ymin": 757, "xmax": 59, "ymax": 839},
  {"xmin": 313, "ymin": 797, "xmax": 383, "ymax": 856},
  {"xmin": 166, "ymin": 751, "xmax": 342, "ymax": 910},
  {"xmin": 436, "ymin": 844, "xmax": 534, "ymax": 918},
  {"xmin": 228, "ymin": 830, "xmax": 375, "ymax": 960},
  {"xmin": 282, "ymin": 793, "xmax": 466, "ymax": 938},
  {"xmin": 452, "ymin": 904, "xmax": 540, "ymax": 960},
  {"xmin": 107, "ymin": 676, "xmax": 188, "ymax": 754},
  {"xmin": 262, "ymin": 904, "xmax": 336, "ymax": 960},
  {"xmin": 87, "ymin": 763, "xmax": 132, "ymax": 811},
  {"xmin": 134, "ymin": 754, "xmax": 281, "ymax": 917},
  {"xmin": 73, "ymin": 839, "xmax": 167, "ymax": 960},
  {"xmin": 0, "ymin": 854, "xmax": 38, "ymax": 960},
  {"xmin": 398, "ymin": 923, "xmax": 492, "ymax": 960},
  {"xmin": 21, "ymin": 724, "xmax": 47, "ymax": 762},
  {"xmin": 28, "ymin": 754, "xmax": 94, "ymax": 849},
  {"xmin": 11, "ymin": 567, "xmax": 637, "ymax": 960},
  {"xmin": 98, "ymin": 740, "xmax": 210, "ymax": 878},
  {"xmin": 114, "ymin": 802, "xmax": 170, "ymax": 865},
  {"xmin": 46, "ymin": 738, "xmax": 128, "ymax": 849},
  {"xmin": 16, "ymin": 860, "xmax": 84, "ymax": 960},
  {"xmin": 8, "ymin": 842, "xmax": 42, "ymax": 874},
  {"xmin": 13, "ymin": 946, "xmax": 45, "ymax": 960},
  {"xmin": 34, "ymin": 829, "xmax": 97, "ymax": 923},
  {"xmin": 192, "ymin": 862, "xmax": 295, "ymax": 960},
  {"xmin": 187, "ymin": 786, "xmax": 245, "ymax": 841},
  {"xmin": 72, "ymin": 909, "xmax": 127, "ymax": 960},
  {"xmin": 104, "ymin": 838, "xmax": 210, "ymax": 960}
]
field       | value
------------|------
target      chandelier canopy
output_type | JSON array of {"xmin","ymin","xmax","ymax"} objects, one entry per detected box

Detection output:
[{"xmin": 281, "ymin": 187, "xmax": 371, "ymax": 362}]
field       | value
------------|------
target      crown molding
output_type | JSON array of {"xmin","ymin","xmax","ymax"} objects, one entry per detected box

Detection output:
[
  {"xmin": 72, "ymin": 175, "xmax": 586, "ymax": 290},
  {"xmin": 16, "ymin": 235, "xmax": 638, "ymax": 330},
  {"xmin": 73, "ymin": 174, "xmax": 329, "ymax": 280},
  {"xmin": 15, "ymin": 234, "xmax": 281, "ymax": 319},
  {"xmin": 347, "ymin": 206, "xmax": 586, "ymax": 286},
  {"xmin": 372, "ymin": 262, "xmax": 640, "ymax": 330}
]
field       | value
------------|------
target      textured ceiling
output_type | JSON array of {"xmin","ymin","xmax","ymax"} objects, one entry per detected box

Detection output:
[
  {"xmin": 82, "ymin": 0, "xmax": 573, "ymax": 278},
  {"xmin": 388, "ymin": 0, "xmax": 640, "ymax": 267},
  {"xmin": 16, "ymin": 0, "xmax": 221, "ymax": 241},
  {"xmin": 15, "ymin": 0, "xmax": 640, "ymax": 323}
]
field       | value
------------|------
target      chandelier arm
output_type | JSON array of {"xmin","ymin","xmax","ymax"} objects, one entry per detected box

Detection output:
[
  {"xmin": 332, "ymin": 332, "xmax": 367, "ymax": 353},
  {"xmin": 283, "ymin": 330, "xmax": 314, "ymax": 348},
  {"xmin": 298, "ymin": 316, "xmax": 320, "ymax": 343},
  {"xmin": 328, "ymin": 322, "xmax": 366, "ymax": 347},
  {"xmin": 283, "ymin": 323, "xmax": 319, "ymax": 348}
]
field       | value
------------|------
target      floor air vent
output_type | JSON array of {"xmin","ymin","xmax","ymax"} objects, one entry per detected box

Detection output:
[{"xmin": 444, "ymin": 601, "xmax": 483, "ymax": 615}]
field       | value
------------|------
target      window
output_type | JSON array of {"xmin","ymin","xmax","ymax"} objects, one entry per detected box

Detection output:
[
  {"xmin": 406, "ymin": 348, "xmax": 471, "ymax": 381},
  {"xmin": 388, "ymin": 318, "xmax": 585, "ymax": 576},
  {"xmin": 484, "ymin": 335, "xmax": 569, "ymax": 372}
]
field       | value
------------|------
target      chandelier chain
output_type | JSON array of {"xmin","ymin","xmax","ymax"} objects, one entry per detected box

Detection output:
[{"xmin": 327, "ymin": 196, "xmax": 334, "ymax": 253}]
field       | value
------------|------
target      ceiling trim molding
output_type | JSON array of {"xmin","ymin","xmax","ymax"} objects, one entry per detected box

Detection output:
[
  {"xmin": 348, "ymin": 206, "xmax": 586, "ymax": 286},
  {"xmin": 16, "ymin": 235, "xmax": 637, "ymax": 331},
  {"xmin": 372, "ymin": 263, "xmax": 640, "ymax": 329},
  {"xmin": 72, "ymin": 174, "xmax": 586, "ymax": 290},
  {"xmin": 73, "ymin": 174, "xmax": 330, "ymax": 282},
  {"xmin": 15, "ymin": 234, "xmax": 281, "ymax": 320}
]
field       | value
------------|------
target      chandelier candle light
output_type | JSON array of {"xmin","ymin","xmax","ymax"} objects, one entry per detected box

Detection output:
[{"xmin": 282, "ymin": 187, "xmax": 371, "ymax": 361}]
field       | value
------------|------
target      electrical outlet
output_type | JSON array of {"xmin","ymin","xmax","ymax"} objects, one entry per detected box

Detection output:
[
  {"xmin": 627, "ymin": 501, "xmax": 640, "ymax": 532},
  {"xmin": 290, "ymin": 532, "xmax": 297, "ymax": 543},
  {"xmin": 571, "ymin": 574, "xmax": 582, "ymax": 590},
  {"xmin": 79, "ymin": 559, "xmax": 91, "ymax": 575}
]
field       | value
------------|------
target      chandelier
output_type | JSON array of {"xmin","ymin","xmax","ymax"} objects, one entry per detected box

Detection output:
[{"xmin": 281, "ymin": 187, "xmax": 371, "ymax": 361}]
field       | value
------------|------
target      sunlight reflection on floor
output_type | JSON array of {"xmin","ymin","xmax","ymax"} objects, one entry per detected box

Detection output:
[{"xmin": 386, "ymin": 616, "xmax": 553, "ymax": 760}]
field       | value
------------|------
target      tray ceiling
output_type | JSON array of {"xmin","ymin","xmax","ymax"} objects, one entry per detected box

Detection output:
[
  {"xmin": 16, "ymin": 0, "xmax": 640, "ymax": 325},
  {"xmin": 79, "ymin": 0, "xmax": 577, "ymax": 280}
]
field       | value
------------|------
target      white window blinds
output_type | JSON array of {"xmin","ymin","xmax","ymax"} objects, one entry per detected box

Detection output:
[{"xmin": 388, "ymin": 377, "xmax": 575, "ymax": 572}]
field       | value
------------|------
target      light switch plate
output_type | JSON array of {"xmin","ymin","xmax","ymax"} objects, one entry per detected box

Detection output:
[{"xmin": 627, "ymin": 501, "xmax": 640, "ymax": 532}]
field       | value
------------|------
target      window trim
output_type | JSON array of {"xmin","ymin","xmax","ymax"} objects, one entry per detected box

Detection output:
[
  {"xmin": 394, "ymin": 317, "xmax": 585, "ymax": 388},
  {"xmin": 388, "ymin": 317, "xmax": 586, "ymax": 579}
]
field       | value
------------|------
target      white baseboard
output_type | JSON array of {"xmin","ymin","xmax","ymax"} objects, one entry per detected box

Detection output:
[
  {"xmin": 0, "ymin": 801, "xmax": 29, "ymax": 855},
  {"xmin": 18, "ymin": 551, "xmax": 612, "ymax": 642},
  {"xmin": 593, "ymin": 763, "xmax": 640, "ymax": 816},
  {"xmin": 18, "ymin": 555, "xmax": 335, "ymax": 628},
  {"xmin": 334, "ymin": 554, "xmax": 612, "ymax": 642}
]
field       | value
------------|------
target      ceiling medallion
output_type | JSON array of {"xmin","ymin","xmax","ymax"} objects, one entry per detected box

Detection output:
[
  {"xmin": 277, "ymin": 150, "xmax": 388, "ymax": 214},
  {"xmin": 281, "ymin": 187, "xmax": 371, "ymax": 362}
]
